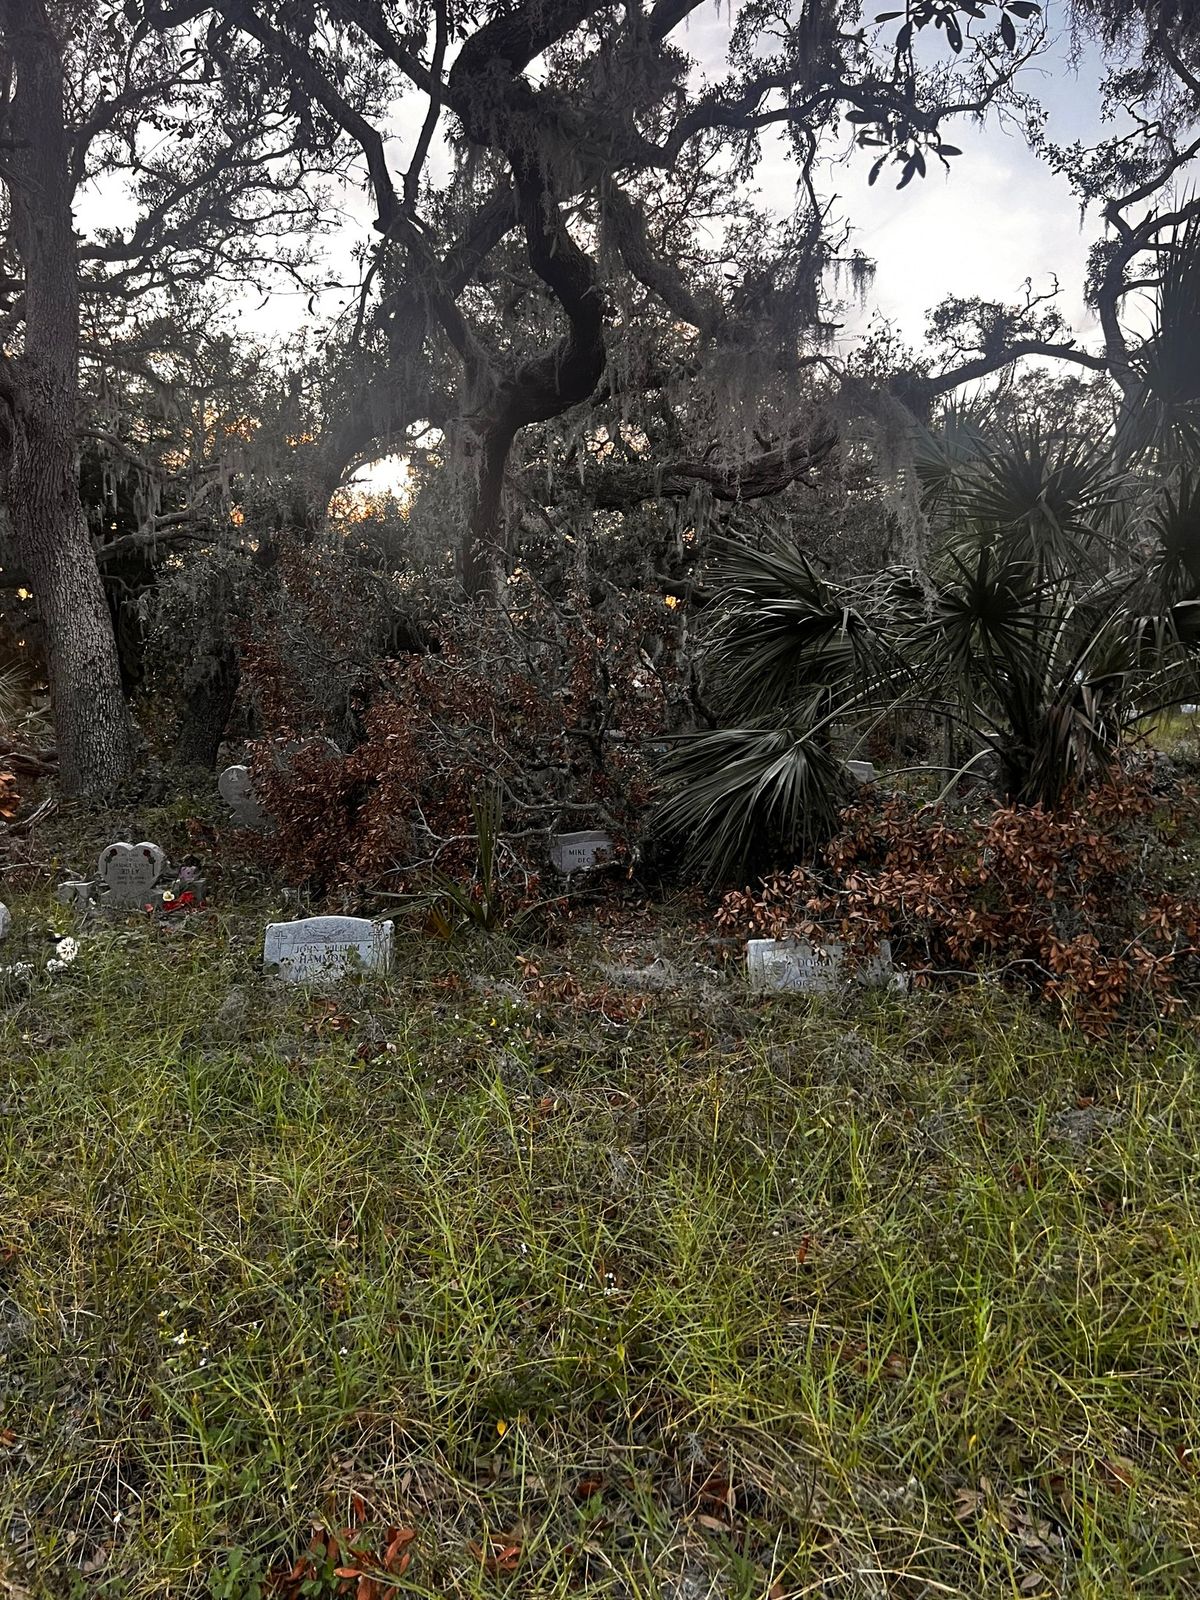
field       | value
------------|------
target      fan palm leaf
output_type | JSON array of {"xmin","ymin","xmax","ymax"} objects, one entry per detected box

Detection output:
[
  {"xmin": 655, "ymin": 720, "xmax": 849, "ymax": 884},
  {"xmin": 705, "ymin": 535, "xmax": 898, "ymax": 720}
]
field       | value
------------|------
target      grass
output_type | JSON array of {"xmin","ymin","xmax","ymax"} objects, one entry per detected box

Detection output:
[{"xmin": 1, "ymin": 885, "xmax": 1200, "ymax": 1597}]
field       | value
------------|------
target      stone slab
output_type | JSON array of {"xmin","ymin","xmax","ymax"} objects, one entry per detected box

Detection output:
[
  {"xmin": 218, "ymin": 765, "xmax": 271, "ymax": 830},
  {"xmin": 746, "ymin": 937, "xmax": 896, "ymax": 994},
  {"xmin": 549, "ymin": 830, "xmax": 614, "ymax": 873},
  {"xmin": 263, "ymin": 915, "xmax": 394, "ymax": 983},
  {"xmin": 97, "ymin": 842, "xmax": 165, "ymax": 907}
]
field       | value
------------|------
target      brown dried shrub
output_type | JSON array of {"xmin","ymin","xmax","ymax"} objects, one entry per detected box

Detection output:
[
  {"xmin": 235, "ymin": 564, "xmax": 683, "ymax": 898},
  {"xmin": 717, "ymin": 765, "xmax": 1200, "ymax": 1032}
]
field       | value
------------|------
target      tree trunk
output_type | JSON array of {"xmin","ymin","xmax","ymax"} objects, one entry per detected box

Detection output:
[
  {"xmin": 8, "ymin": 411, "xmax": 135, "ymax": 793},
  {"xmin": 0, "ymin": 0, "xmax": 135, "ymax": 796},
  {"xmin": 173, "ymin": 653, "xmax": 240, "ymax": 771},
  {"xmin": 463, "ymin": 422, "xmax": 516, "ymax": 598}
]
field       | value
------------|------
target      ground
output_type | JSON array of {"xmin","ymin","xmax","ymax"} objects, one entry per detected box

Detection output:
[{"xmin": 1, "ymin": 815, "xmax": 1199, "ymax": 1598}]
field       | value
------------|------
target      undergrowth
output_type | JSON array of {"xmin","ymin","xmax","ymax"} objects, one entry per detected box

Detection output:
[{"xmin": 0, "ymin": 901, "xmax": 1198, "ymax": 1597}]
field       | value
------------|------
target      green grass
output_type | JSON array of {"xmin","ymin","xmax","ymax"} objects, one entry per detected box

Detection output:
[{"xmin": 1, "ymin": 896, "xmax": 1199, "ymax": 1597}]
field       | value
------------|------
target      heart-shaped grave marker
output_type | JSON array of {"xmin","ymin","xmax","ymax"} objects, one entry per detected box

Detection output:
[{"xmin": 97, "ymin": 841, "xmax": 165, "ymax": 908}]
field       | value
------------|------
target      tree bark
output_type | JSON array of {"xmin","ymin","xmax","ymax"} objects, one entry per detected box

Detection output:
[
  {"xmin": 0, "ymin": 0, "xmax": 136, "ymax": 795},
  {"xmin": 173, "ymin": 654, "xmax": 240, "ymax": 770},
  {"xmin": 449, "ymin": 0, "xmax": 608, "ymax": 597}
]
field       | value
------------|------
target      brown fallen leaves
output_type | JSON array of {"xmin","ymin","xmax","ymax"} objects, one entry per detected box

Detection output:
[
  {"xmin": 467, "ymin": 1531, "xmax": 523, "ymax": 1573},
  {"xmin": 266, "ymin": 1501, "xmax": 414, "ymax": 1600}
]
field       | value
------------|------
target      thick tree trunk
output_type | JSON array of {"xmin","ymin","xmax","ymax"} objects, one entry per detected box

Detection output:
[
  {"xmin": 173, "ymin": 654, "xmax": 240, "ymax": 770},
  {"xmin": 463, "ymin": 423, "xmax": 517, "ymax": 598},
  {"xmin": 8, "ymin": 405, "xmax": 135, "ymax": 793},
  {"xmin": 0, "ymin": 0, "xmax": 135, "ymax": 795}
]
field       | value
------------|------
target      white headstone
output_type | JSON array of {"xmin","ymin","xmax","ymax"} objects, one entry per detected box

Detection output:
[
  {"xmin": 746, "ymin": 937, "xmax": 896, "ymax": 994},
  {"xmin": 846, "ymin": 760, "xmax": 877, "ymax": 784},
  {"xmin": 0, "ymin": 904, "xmax": 10, "ymax": 941},
  {"xmin": 135, "ymin": 841, "xmax": 167, "ymax": 878},
  {"xmin": 549, "ymin": 830, "xmax": 614, "ymax": 873},
  {"xmin": 218, "ymin": 765, "xmax": 270, "ymax": 829},
  {"xmin": 97, "ymin": 842, "xmax": 163, "ymax": 907},
  {"xmin": 263, "ymin": 916, "xmax": 394, "ymax": 983}
]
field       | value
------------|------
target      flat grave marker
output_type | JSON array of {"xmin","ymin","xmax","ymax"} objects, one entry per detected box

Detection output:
[
  {"xmin": 549, "ymin": 830, "xmax": 614, "ymax": 873},
  {"xmin": 747, "ymin": 937, "xmax": 897, "ymax": 994},
  {"xmin": 263, "ymin": 915, "xmax": 394, "ymax": 983}
]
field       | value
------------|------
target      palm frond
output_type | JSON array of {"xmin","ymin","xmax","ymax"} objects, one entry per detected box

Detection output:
[
  {"xmin": 1142, "ymin": 470, "xmax": 1200, "ymax": 601},
  {"xmin": 655, "ymin": 721, "xmax": 848, "ymax": 884},
  {"xmin": 945, "ymin": 425, "xmax": 1125, "ymax": 574},
  {"xmin": 706, "ymin": 536, "xmax": 895, "ymax": 720},
  {"xmin": 913, "ymin": 397, "xmax": 995, "ymax": 522},
  {"xmin": 1120, "ymin": 210, "xmax": 1200, "ymax": 463}
]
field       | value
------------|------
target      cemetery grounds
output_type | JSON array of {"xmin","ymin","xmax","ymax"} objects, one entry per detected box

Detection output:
[{"xmin": 1, "ymin": 810, "xmax": 1200, "ymax": 1598}]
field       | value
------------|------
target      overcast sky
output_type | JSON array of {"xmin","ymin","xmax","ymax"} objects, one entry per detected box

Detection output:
[{"xmin": 82, "ymin": 3, "xmax": 1122, "ymax": 352}]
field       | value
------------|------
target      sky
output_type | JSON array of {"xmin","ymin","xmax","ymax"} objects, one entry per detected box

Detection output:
[{"xmin": 696, "ymin": 1, "xmax": 1115, "ymax": 354}]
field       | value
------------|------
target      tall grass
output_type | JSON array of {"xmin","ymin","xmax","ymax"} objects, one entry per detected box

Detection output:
[{"xmin": 1, "ymin": 904, "xmax": 1198, "ymax": 1596}]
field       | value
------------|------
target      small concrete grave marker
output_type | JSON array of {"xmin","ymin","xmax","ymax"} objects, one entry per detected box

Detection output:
[
  {"xmin": 549, "ymin": 830, "xmax": 613, "ymax": 873},
  {"xmin": 846, "ymin": 759, "xmax": 877, "ymax": 784},
  {"xmin": 218, "ymin": 764, "xmax": 270, "ymax": 830},
  {"xmin": 263, "ymin": 915, "xmax": 394, "ymax": 983},
  {"xmin": 0, "ymin": 904, "xmax": 10, "ymax": 942},
  {"xmin": 97, "ymin": 841, "xmax": 164, "ymax": 908},
  {"xmin": 746, "ymin": 937, "xmax": 897, "ymax": 994},
  {"xmin": 56, "ymin": 879, "xmax": 93, "ymax": 911}
]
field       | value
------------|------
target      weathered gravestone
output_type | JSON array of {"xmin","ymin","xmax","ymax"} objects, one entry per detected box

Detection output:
[
  {"xmin": 218, "ymin": 764, "xmax": 270, "ymax": 830},
  {"xmin": 97, "ymin": 842, "xmax": 166, "ymax": 909},
  {"xmin": 220, "ymin": 741, "xmax": 340, "ymax": 831},
  {"xmin": 746, "ymin": 937, "xmax": 897, "ymax": 994},
  {"xmin": 263, "ymin": 915, "xmax": 394, "ymax": 983},
  {"xmin": 0, "ymin": 903, "xmax": 10, "ymax": 941},
  {"xmin": 549, "ymin": 830, "xmax": 614, "ymax": 873},
  {"xmin": 56, "ymin": 879, "xmax": 93, "ymax": 912},
  {"xmin": 846, "ymin": 760, "xmax": 878, "ymax": 784}
]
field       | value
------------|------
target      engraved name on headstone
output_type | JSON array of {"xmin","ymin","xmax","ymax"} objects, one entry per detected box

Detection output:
[
  {"xmin": 549, "ymin": 830, "xmax": 613, "ymax": 873},
  {"xmin": 746, "ymin": 937, "xmax": 895, "ymax": 994},
  {"xmin": 97, "ymin": 842, "xmax": 165, "ymax": 908},
  {"xmin": 263, "ymin": 915, "xmax": 394, "ymax": 983}
]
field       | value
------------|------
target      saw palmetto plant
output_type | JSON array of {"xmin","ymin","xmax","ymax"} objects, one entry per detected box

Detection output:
[{"xmin": 660, "ymin": 420, "xmax": 1200, "ymax": 883}]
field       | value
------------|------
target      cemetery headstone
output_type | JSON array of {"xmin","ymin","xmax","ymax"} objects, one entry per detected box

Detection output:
[
  {"xmin": 263, "ymin": 915, "xmax": 394, "ymax": 983},
  {"xmin": 846, "ymin": 759, "xmax": 877, "ymax": 784},
  {"xmin": 549, "ymin": 829, "xmax": 614, "ymax": 873},
  {"xmin": 0, "ymin": 903, "xmax": 10, "ymax": 941},
  {"xmin": 97, "ymin": 841, "xmax": 164, "ymax": 909},
  {"xmin": 746, "ymin": 937, "xmax": 897, "ymax": 994},
  {"xmin": 218, "ymin": 764, "xmax": 271, "ymax": 830},
  {"xmin": 55, "ymin": 879, "xmax": 94, "ymax": 912}
]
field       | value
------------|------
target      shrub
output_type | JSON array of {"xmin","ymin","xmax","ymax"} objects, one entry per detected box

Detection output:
[
  {"xmin": 235, "ymin": 566, "xmax": 684, "ymax": 898},
  {"xmin": 661, "ymin": 421, "xmax": 1200, "ymax": 882},
  {"xmin": 716, "ymin": 765, "xmax": 1200, "ymax": 1032}
]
